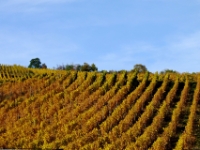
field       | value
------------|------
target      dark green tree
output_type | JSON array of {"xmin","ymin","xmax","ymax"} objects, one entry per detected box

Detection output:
[
  {"xmin": 81, "ymin": 62, "xmax": 91, "ymax": 71},
  {"xmin": 75, "ymin": 64, "xmax": 81, "ymax": 71},
  {"xmin": 160, "ymin": 69, "xmax": 178, "ymax": 74},
  {"xmin": 66, "ymin": 64, "xmax": 74, "ymax": 71},
  {"xmin": 28, "ymin": 58, "xmax": 41, "ymax": 68},
  {"xmin": 132, "ymin": 64, "xmax": 147, "ymax": 73},
  {"xmin": 91, "ymin": 63, "xmax": 98, "ymax": 71}
]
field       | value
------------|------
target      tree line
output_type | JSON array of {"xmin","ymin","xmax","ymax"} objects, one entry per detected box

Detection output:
[
  {"xmin": 28, "ymin": 57, "xmax": 179, "ymax": 73},
  {"xmin": 28, "ymin": 58, "xmax": 98, "ymax": 72},
  {"xmin": 56, "ymin": 63, "xmax": 98, "ymax": 72}
]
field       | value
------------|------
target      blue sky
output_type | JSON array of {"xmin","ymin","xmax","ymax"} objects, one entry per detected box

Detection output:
[{"xmin": 0, "ymin": 0, "xmax": 200, "ymax": 72}]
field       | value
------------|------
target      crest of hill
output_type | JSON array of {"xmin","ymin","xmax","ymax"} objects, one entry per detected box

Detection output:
[{"xmin": 0, "ymin": 64, "xmax": 200, "ymax": 149}]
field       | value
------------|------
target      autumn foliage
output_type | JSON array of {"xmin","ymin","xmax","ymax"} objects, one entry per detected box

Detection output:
[{"xmin": 0, "ymin": 64, "xmax": 200, "ymax": 149}]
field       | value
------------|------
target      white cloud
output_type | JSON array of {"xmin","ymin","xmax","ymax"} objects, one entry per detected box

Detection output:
[
  {"xmin": 1, "ymin": 0, "xmax": 75, "ymax": 6},
  {"xmin": 0, "ymin": 0, "xmax": 78, "ymax": 13},
  {"xmin": 0, "ymin": 28, "xmax": 80, "ymax": 68},
  {"xmin": 169, "ymin": 31, "xmax": 200, "ymax": 51},
  {"xmin": 162, "ymin": 32, "xmax": 200, "ymax": 72},
  {"xmin": 97, "ymin": 31, "xmax": 200, "ymax": 72},
  {"xmin": 0, "ymin": 30, "xmax": 42, "ymax": 65}
]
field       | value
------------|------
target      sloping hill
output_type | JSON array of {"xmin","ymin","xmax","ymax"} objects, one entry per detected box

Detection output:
[{"xmin": 0, "ymin": 65, "xmax": 200, "ymax": 149}]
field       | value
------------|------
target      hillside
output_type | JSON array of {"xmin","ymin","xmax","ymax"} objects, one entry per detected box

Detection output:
[{"xmin": 0, "ymin": 65, "xmax": 200, "ymax": 149}]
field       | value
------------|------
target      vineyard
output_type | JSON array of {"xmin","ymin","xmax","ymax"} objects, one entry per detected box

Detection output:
[{"xmin": 0, "ymin": 64, "xmax": 200, "ymax": 149}]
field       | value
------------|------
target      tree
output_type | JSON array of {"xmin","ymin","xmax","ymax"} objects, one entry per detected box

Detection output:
[
  {"xmin": 54, "ymin": 62, "xmax": 98, "ymax": 72},
  {"xmin": 65, "ymin": 64, "xmax": 81, "ymax": 71},
  {"xmin": 41, "ymin": 63, "xmax": 47, "ymax": 69},
  {"xmin": 132, "ymin": 64, "xmax": 147, "ymax": 73},
  {"xmin": 160, "ymin": 69, "xmax": 178, "ymax": 74},
  {"xmin": 66, "ymin": 64, "xmax": 74, "ymax": 71},
  {"xmin": 91, "ymin": 63, "xmax": 98, "ymax": 71},
  {"xmin": 28, "ymin": 58, "xmax": 41, "ymax": 68},
  {"xmin": 76, "ymin": 64, "xmax": 81, "ymax": 71},
  {"xmin": 81, "ymin": 63, "xmax": 91, "ymax": 71}
]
